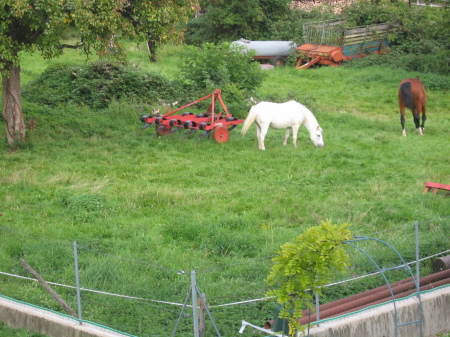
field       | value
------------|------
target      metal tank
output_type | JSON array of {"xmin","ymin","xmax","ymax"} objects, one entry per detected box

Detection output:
[{"xmin": 230, "ymin": 39, "xmax": 297, "ymax": 57}]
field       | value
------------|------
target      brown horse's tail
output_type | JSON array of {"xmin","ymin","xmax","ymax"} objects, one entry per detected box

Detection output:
[{"xmin": 400, "ymin": 82, "xmax": 415, "ymax": 110}]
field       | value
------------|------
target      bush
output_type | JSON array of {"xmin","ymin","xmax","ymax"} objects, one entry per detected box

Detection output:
[
  {"xmin": 177, "ymin": 42, "xmax": 266, "ymax": 117},
  {"xmin": 22, "ymin": 51, "xmax": 265, "ymax": 117},
  {"xmin": 342, "ymin": 0, "xmax": 450, "ymax": 76},
  {"xmin": 179, "ymin": 42, "xmax": 264, "ymax": 91},
  {"xmin": 22, "ymin": 61, "xmax": 181, "ymax": 109}
]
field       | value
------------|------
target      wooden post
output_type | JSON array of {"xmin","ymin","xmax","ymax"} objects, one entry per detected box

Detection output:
[
  {"xmin": 19, "ymin": 258, "xmax": 77, "ymax": 317},
  {"xmin": 433, "ymin": 255, "xmax": 450, "ymax": 273},
  {"xmin": 198, "ymin": 293, "xmax": 206, "ymax": 337}
]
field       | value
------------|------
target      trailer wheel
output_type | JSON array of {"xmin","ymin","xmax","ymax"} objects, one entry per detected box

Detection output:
[
  {"xmin": 272, "ymin": 56, "xmax": 285, "ymax": 67},
  {"xmin": 212, "ymin": 126, "xmax": 229, "ymax": 143},
  {"xmin": 155, "ymin": 124, "xmax": 172, "ymax": 136}
]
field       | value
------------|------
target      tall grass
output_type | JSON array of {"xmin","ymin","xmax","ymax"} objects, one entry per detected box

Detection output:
[{"xmin": 1, "ymin": 43, "xmax": 449, "ymax": 336}]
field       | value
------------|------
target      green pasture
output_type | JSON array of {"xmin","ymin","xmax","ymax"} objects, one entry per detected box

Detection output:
[{"xmin": 0, "ymin": 43, "xmax": 449, "ymax": 336}]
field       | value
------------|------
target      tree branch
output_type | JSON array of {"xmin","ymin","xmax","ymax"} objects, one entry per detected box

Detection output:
[{"xmin": 60, "ymin": 43, "xmax": 84, "ymax": 50}]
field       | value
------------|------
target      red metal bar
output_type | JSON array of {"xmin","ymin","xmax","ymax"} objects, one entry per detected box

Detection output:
[
  {"xmin": 162, "ymin": 90, "xmax": 219, "ymax": 117},
  {"xmin": 424, "ymin": 182, "xmax": 450, "ymax": 194}
]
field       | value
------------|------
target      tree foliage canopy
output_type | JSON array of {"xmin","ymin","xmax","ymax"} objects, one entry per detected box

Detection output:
[
  {"xmin": 184, "ymin": 0, "xmax": 292, "ymax": 44},
  {"xmin": 266, "ymin": 220, "xmax": 352, "ymax": 336},
  {"xmin": 1, "ymin": 0, "xmax": 197, "ymax": 147},
  {"xmin": 0, "ymin": 0, "xmax": 197, "ymax": 74}
]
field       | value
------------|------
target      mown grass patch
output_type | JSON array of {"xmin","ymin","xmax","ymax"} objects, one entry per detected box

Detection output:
[{"xmin": 1, "ymin": 43, "xmax": 449, "ymax": 336}]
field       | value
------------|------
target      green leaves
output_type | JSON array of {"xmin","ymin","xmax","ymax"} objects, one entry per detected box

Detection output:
[
  {"xmin": 0, "ymin": 0, "xmax": 196, "ymax": 75},
  {"xmin": 184, "ymin": 0, "xmax": 292, "ymax": 44},
  {"xmin": 266, "ymin": 220, "xmax": 352, "ymax": 336}
]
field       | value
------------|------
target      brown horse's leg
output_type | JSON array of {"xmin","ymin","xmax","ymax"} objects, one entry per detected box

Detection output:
[
  {"xmin": 400, "ymin": 107, "xmax": 407, "ymax": 136},
  {"xmin": 420, "ymin": 106, "xmax": 426, "ymax": 134},
  {"xmin": 413, "ymin": 109, "xmax": 422, "ymax": 135}
]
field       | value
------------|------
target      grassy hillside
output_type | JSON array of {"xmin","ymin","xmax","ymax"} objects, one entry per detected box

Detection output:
[{"xmin": 1, "ymin": 43, "xmax": 449, "ymax": 336}]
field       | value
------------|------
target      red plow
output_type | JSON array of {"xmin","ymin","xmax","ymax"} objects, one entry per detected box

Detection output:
[{"xmin": 140, "ymin": 89, "xmax": 243, "ymax": 143}]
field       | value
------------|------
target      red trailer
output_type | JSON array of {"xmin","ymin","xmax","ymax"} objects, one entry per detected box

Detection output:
[{"xmin": 296, "ymin": 20, "xmax": 398, "ymax": 69}]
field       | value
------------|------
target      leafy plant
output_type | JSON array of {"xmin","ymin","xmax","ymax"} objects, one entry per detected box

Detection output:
[{"xmin": 266, "ymin": 220, "xmax": 352, "ymax": 336}]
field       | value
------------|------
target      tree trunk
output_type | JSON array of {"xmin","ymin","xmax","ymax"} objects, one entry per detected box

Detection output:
[{"xmin": 2, "ymin": 65, "xmax": 26, "ymax": 147}]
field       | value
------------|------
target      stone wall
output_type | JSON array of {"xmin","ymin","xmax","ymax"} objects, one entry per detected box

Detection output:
[{"xmin": 290, "ymin": 0, "xmax": 356, "ymax": 14}]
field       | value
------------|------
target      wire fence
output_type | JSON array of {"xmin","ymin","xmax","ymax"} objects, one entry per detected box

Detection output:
[{"xmin": 0, "ymin": 216, "xmax": 449, "ymax": 337}]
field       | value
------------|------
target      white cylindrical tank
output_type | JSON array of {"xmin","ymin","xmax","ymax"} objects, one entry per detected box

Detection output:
[{"xmin": 230, "ymin": 39, "xmax": 297, "ymax": 57}]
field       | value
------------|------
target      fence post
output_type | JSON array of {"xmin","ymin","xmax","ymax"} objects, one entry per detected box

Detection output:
[
  {"xmin": 415, "ymin": 221, "xmax": 420, "ymax": 289},
  {"xmin": 191, "ymin": 270, "xmax": 200, "ymax": 337},
  {"xmin": 414, "ymin": 221, "xmax": 423, "ymax": 337},
  {"xmin": 73, "ymin": 241, "xmax": 83, "ymax": 324},
  {"xmin": 199, "ymin": 293, "xmax": 206, "ymax": 337}
]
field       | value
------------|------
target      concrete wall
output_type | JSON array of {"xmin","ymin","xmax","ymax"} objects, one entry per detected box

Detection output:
[
  {"xmin": 1, "ymin": 287, "xmax": 449, "ymax": 337},
  {"xmin": 0, "ymin": 295, "xmax": 131, "ymax": 337},
  {"xmin": 304, "ymin": 285, "xmax": 450, "ymax": 337}
]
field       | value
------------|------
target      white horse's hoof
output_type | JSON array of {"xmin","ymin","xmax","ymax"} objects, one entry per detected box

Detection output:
[{"xmin": 402, "ymin": 130, "xmax": 407, "ymax": 137}]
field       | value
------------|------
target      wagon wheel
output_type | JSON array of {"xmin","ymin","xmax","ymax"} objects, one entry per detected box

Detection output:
[
  {"xmin": 155, "ymin": 124, "xmax": 172, "ymax": 137},
  {"xmin": 212, "ymin": 126, "xmax": 229, "ymax": 143},
  {"xmin": 272, "ymin": 56, "xmax": 285, "ymax": 67}
]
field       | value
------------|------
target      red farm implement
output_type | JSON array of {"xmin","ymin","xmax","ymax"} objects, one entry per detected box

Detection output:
[
  {"xmin": 296, "ymin": 20, "xmax": 398, "ymax": 69},
  {"xmin": 140, "ymin": 89, "xmax": 243, "ymax": 143}
]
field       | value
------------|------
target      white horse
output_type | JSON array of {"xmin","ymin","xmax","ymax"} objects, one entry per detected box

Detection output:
[{"xmin": 241, "ymin": 100, "xmax": 324, "ymax": 150}]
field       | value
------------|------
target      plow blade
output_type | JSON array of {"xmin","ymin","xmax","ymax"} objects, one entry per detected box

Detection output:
[{"xmin": 139, "ymin": 89, "xmax": 243, "ymax": 143}]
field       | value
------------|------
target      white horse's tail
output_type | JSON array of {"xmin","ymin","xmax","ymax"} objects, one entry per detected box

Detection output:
[{"xmin": 241, "ymin": 106, "xmax": 257, "ymax": 135}]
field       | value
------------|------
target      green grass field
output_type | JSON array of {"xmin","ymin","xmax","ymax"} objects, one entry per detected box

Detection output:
[{"xmin": 1, "ymin": 43, "xmax": 449, "ymax": 336}]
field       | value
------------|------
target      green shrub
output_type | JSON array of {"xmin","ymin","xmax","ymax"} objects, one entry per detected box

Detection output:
[
  {"xmin": 177, "ymin": 42, "xmax": 266, "ymax": 117},
  {"xmin": 22, "ymin": 51, "xmax": 264, "ymax": 117},
  {"xmin": 22, "ymin": 61, "xmax": 180, "ymax": 109},
  {"xmin": 342, "ymin": 0, "xmax": 450, "ymax": 76},
  {"xmin": 179, "ymin": 42, "xmax": 264, "ymax": 92}
]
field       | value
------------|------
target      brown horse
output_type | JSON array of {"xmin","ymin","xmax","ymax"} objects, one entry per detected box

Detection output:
[{"xmin": 398, "ymin": 77, "xmax": 427, "ymax": 136}]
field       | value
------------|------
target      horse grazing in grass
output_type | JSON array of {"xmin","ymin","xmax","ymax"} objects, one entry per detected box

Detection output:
[
  {"xmin": 241, "ymin": 100, "xmax": 324, "ymax": 150},
  {"xmin": 398, "ymin": 77, "xmax": 427, "ymax": 136}
]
